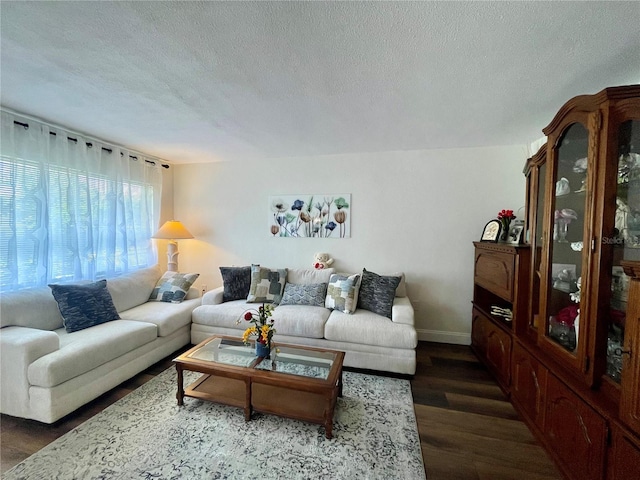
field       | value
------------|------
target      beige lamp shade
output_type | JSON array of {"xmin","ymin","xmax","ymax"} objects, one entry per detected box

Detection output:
[
  {"xmin": 152, "ymin": 220, "xmax": 194, "ymax": 240},
  {"xmin": 152, "ymin": 221, "xmax": 194, "ymax": 272}
]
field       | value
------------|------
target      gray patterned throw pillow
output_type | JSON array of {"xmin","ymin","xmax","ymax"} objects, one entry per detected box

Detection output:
[
  {"xmin": 246, "ymin": 265, "xmax": 287, "ymax": 304},
  {"xmin": 280, "ymin": 283, "xmax": 328, "ymax": 307},
  {"xmin": 49, "ymin": 279, "xmax": 121, "ymax": 333},
  {"xmin": 357, "ymin": 269, "xmax": 401, "ymax": 319},
  {"xmin": 149, "ymin": 271, "xmax": 200, "ymax": 303}
]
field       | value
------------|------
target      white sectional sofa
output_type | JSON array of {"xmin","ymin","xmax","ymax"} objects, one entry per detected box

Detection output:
[
  {"xmin": 1, "ymin": 265, "xmax": 418, "ymax": 423},
  {"xmin": 191, "ymin": 268, "xmax": 418, "ymax": 375},
  {"xmin": 0, "ymin": 265, "xmax": 200, "ymax": 423}
]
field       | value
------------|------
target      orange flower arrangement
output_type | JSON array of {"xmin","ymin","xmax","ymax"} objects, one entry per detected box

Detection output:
[{"xmin": 237, "ymin": 303, "xmax": 276, "ymax": 348}]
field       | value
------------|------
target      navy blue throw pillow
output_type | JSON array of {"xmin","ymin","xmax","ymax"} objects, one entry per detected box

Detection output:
[
  {"xmin": 49, "ymin": 279, "xmax": 120, "ymax": 333},
  {"xmin": 220, "ymin": 266, "xmax": 252, "ymax": 302}
]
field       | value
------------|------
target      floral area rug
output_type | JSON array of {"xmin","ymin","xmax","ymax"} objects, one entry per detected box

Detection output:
[{"xmin": 5, "ymin": 369, "xmax": 426, "ymax": 479}]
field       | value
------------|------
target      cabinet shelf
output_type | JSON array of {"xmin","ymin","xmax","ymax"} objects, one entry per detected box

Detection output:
[
  {"xmin": 472, "ymin": 302, "xmax": 513, "ymax": 328},
  {"xmin": 556, "ymin": 190, "xmax": 586, "ymax": 200}
]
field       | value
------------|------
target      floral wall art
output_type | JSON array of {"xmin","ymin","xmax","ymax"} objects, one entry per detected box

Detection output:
[{"xmin": 269, "ymin": 195, "xmax": 351, "ymax": 238}]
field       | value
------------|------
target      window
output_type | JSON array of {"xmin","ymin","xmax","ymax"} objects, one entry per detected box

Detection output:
[{"xmin": 0, "ymin": 111, "xmax": 163, "ymax": 291}]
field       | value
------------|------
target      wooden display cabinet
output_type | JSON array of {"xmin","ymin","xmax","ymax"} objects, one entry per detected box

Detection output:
[{"xmin": 473, "ymin": 86, "xmax": 640, "ymax": 480}]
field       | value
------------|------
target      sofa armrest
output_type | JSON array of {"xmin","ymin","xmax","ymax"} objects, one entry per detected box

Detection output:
[
  {"xmin": 0, "ymin": 326, "xmax": 59, "ymax": 418},
  {"xmin": 201, "ymin": 286, "xmax": 225, "ymax": 305},
  {"xmin": 391, "ymin": 297, "xmax": 414, "ymax": 326}
]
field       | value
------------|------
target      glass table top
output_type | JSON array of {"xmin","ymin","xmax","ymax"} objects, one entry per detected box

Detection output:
[
  {"xmin": 186, "ymin": 337, "xmax": 257, "ymax": 368},
  {"xmin": 254, "ymin": 345, "xmax": 336, "ymax": 380},
  {"xmin": 185, "ymin": 337, "xmax": 338, "ymax": 381}
]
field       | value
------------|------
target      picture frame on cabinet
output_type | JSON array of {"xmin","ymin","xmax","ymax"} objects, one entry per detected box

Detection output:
[
  {"xmin": 506, "ymin": 223, "xmax": 525, "ymax": 244},
  {"xmin": 480, "ymin": 219, "xmax": 502, "ymax": 242}
]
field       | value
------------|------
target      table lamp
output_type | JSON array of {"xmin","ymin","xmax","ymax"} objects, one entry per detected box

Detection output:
[{"xmin": 152, "ymin": 220, "xmax": 194, "ymax": 272}]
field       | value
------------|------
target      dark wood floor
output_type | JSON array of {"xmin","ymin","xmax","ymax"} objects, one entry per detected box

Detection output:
[
  {"xmin": 1, "ymin": 341, "xmax": 562, "ymax": 479},
  {"xmin": 414, "ymin": 342, "xmax": 561, "ymax": 480}
]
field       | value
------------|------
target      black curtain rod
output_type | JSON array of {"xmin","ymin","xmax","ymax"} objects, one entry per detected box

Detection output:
[{"xmin": 13, "ymin": 120, "xmax": 170, "ymax": 168}]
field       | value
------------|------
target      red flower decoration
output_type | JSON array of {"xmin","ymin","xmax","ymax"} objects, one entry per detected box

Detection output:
[
  {"xmin": 497, "ymin": 209, "xmax": 516, "ymax": 221},
  {"xmin": 244, "ymin": 312, "xmax": 253, "ymax": 321}
]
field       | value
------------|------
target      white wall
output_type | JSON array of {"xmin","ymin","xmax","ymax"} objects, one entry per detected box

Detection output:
[{"xmin": 172, "ymin": 145, "xmax": 527, "ymax": 344}]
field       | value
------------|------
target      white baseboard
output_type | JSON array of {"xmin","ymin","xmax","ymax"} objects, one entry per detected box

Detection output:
[{"xmin": 417, "ymin": 329, "xmax": 471, "ymax": 345}]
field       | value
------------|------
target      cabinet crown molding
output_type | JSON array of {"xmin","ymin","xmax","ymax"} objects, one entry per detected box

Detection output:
[{"xmin": 543, "ymin": 85, "xmax": 640, "ymax": 136}]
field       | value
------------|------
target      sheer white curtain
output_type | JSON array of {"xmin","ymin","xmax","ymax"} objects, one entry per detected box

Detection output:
[{"xmin": 0, "ymin": 110, "xmax": 163, "ymax": 291}]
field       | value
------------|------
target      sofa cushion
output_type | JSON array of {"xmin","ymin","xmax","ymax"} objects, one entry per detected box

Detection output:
[
  {"xmin": 0, "ymin": 287, "xmax": 64, "ymax": 330},
  {"xmin": 106, "ymin": 265, "xmax": 163, "ymax": 312},
  {"xmin": 286, "ymin": 268, "xmax": 335, "ymax": 285},
  {"xmin": 271, "ymin": 305, "xmax": 330, "ymax": 339},
  {"xmin": 149, "ymin": 271, "xmax": 200, "ymax": 304},
  {"xmin": 325, "ymin": 273, "xmax": 360, "ymax": 314},
  {"xmin": 49, "ymin": 280, "xmax": 121, "ymax": 333},
  {"xmin": 191, "ymin": 301, "xmax": 250, "ymax": 329},
  {"xmin": 119, "ymin": 297, "xmax": 200, "ymax": 337},
  {"xmin": 247, "ymin": 265, "xmax": 287, "ymax": 304},
  {"xmin": 27, "ymin": 320, "xmax": 158, "ymax": 388},
  {"xmin": 357, "ymin": 269, "xmax": 402, "ymax": 319},
  {"xmin": 324, "ymin": 309, "xmax": 417, "ymax": 349},
  {"xmin": 220, "ymin": 266, "xmax": 252, "ymax": 302},
  {"xmin": 280, "ymin": 283, "xmax": 328, "ymax": 307}
]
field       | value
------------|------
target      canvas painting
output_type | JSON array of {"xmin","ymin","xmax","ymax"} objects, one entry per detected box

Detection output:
[{"xmin": 269, "ymin": 195, "xmax": 351, "ymax": 238}]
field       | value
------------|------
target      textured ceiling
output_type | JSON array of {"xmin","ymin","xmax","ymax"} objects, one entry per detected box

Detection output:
[{"xmin": 1, "ymin": 1, "xmax": 639, "ymax": 164}]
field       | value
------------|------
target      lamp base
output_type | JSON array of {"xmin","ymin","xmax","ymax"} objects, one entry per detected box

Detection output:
[{"xmin": 167, "ymin": 240, "xmax": 179, "ymax": 272}]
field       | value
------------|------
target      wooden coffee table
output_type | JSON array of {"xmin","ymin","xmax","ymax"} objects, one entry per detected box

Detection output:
[{"xmin": 173, "ymin": 335, "xmax": 345, "ymax": 439}]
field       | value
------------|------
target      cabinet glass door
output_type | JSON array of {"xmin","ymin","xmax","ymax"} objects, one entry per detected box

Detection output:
[
  {"xmin": 524, "ymin": 146, "xmax": 547, "ymax": 340},
  {"xmin": 606, "ymin": 119, "xmax": 640, "ymax": 383},
  {"xmin": 543, "ymin": 122, "xmax": 589, "ymax": 357}
]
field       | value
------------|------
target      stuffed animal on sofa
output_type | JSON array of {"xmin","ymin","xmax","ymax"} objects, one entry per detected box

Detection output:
[{"xmin": 313, "ymin": 252, "xmax": 334, "ymax": 270}]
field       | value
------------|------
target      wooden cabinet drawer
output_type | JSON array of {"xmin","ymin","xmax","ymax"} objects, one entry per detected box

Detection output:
[
  {"xmin": 474, "ymin": 249, "xmax": 515, "ymax": 301},
  {"xmin": 607, "ymin": 423, "xmax": 640, "ymax": 480},
  {"xmin": 471, "ymin": 308, "xmax": 488, "ymax": 355},
  {"xmin": 472, "ymin": 308, "xmax": 512, "ymax": 390},
  {"xmin": 511, "ymin": 342, "xmax": 548, "ymax": 431},
  {"xmin": 544, "ymin": 374, "xmax": 607, "ymax": 480}
]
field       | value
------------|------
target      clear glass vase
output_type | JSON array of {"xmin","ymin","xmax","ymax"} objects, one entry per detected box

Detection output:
[{"xmin": 555, "ymin": 218, "xmax": 569, "ymax": 243}]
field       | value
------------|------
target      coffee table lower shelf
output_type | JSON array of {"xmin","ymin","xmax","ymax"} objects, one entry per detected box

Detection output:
[
  {"xmin": 185, "ymin": 374, "xmax": 250, "ymax": 419},
  {"xmin": 183, "ymin": 373, "xmax": 339, "ymax": 438}
]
